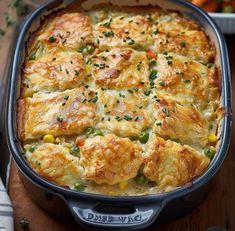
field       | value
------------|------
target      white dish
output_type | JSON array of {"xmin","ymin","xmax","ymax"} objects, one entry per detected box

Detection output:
[{"xmin": 209, "ymin": 13, "xmax": 235, "ymax": 34}]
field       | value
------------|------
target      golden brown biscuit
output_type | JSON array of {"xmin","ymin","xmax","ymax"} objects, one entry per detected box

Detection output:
[
  {"xmin": 153, "ymin": 96, "xmax": 209, "ymax": 147},
  {"xmin": 91, "ymin": 48, "xmax": 149, "ymax": 89},
  {"xmin": 25, "ymin": 143, "xmax": 83, "ymax": 187},
  {"xmin": 143, "ymin": 136, "xmax": 210, "ymax": 191},
  {"xmin": 79, "ymin": 134, "xmax": 143, "ymax": 185},
  {"xmin": 18, "ymin": 87, "xmax": 99, "ymax": 140},
  {"xmin": 22, "ymin": 50, "xmax": 86, "ymax": 96}
]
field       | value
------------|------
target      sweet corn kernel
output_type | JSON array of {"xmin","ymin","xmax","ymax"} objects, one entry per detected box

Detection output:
[
  {"xmin": 107, "ymin": 191, "xmax": 117, "ymax": 196},
  {"xmin": 23, "ymin": 89, "xmax": 35, "ymax": 98},
  {"xmin": 208, "ymin": 134, "xmax": 217, "ymax": 143},
  {"xmin": 43, "ymin": 134, "xmax": 55, "ymax": 143},
  {"xmin": 63, "ymin": 147, "xmax": 70, "ymax": 153},
  {"xmin": 119, "ymin": 181, "xmax": 128, "ymax": 191},
  {"xmin": 86, "ymin": 64, "xmax": 92, "ymax": 74}
]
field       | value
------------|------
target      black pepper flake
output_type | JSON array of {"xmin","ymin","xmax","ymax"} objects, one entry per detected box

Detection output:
[
  {"xmin": 75, "ymin": 70, "xmax": 79, "ymax": 76},
  {"xmin": 65, "ymin": 69, "xmax": 69, "ymax": 74},
  {"xmin": 57, "ymin": 116, "xmax": 63, "ymax": 122},
  {"xmin": 137, "ymin": 62, "xmax": 142, "ymax": 71}
]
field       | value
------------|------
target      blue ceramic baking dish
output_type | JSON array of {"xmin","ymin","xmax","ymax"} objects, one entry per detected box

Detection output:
[{"xmin": 6, "ymin": 0, "xmax": 232, "ymax": 230}]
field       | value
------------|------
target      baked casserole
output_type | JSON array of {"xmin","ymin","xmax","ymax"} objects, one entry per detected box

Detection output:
[{"xmin": 17, "ymin": 2, "xmax": 221, "ymax": 196}]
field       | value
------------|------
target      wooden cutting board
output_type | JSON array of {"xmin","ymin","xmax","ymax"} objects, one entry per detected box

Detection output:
[{"xmin": 1, "ymin": 1, "xmax": 234, "ymax": 230}]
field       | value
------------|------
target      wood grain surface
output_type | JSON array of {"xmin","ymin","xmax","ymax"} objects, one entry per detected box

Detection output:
[{"xmin": 0, "ymin": 1, "xmax": 234, "ymax": 230}]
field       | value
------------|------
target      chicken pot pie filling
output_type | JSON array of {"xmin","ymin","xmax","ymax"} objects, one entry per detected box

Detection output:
[{"xmin": 18, "ymin": 3, "xmax": 222, "ymax": 196}]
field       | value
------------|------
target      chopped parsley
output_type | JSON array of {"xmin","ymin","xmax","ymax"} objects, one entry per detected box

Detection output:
[
  {"xmin": 35, "ymin": 160, "xmax": 41, "ymax": 166},
  {"xmin": 153, "ymin": 29, "xmax": 158, "ymax": 35},
  {"xmin": 102, "ymin": 18, "xmax": 113, "ymax": 27},
  {"xmin": 103, "ymin": 31, "xmax": 115, "ymax": 37},
  {"xmin": 124, "ymin": 115, "xmax": 132, "ymax": 121},
  {"xmin": 207, "ymin": 63, "xmax": 215, "ymax": 69},
  {"xmin": 75, "ymin": 70, "xmax": 79, "ymax": 76},
  {"xmin": 149, "ymin": 70, "xmax": 158, "ymax": 81},
  {"xmin": 115, "ymin": 116, "xmax": 123, "ymax": 121},
  {"xmin": 156, "ymin": 122, "xmax": 162, "ymax": 126},
  {"xmin": 144, "ymin": 90, "xmax": 151, "ymax": 96},
  {"xmin": 162, "ymin": 108, "xmax": 170, "ymax": 117},
  {"xmin": 64, "ymin": 95, "xmax": 69, "ymax": 100},
  {"xmin": 137, "ymin": 62, "xmax": 142, "ymax": 71},
  {"xmin": 159, "ymin": 81, "xmax": 165, "ymax": 87},
  {"xmin": 20, "ymin": 217, "xmax": 29, "ymax": 229},
  {"xmin": 57, "ymin": 116, "xmax": 63, "ymax": 122},
  {"xmin": 180, "ymin": 41, "xmax": 186, "ymax": 47},
  {"xmin": 92, "ymin": 96, "xmax": 98, "ymax": 103},
  {"xmin": 128, "ymin": 39, "xmax": 135, "ymax": 45},
  {"xmin": 48, "ymin": 36, "xmax": 56, "ymax": 43}
]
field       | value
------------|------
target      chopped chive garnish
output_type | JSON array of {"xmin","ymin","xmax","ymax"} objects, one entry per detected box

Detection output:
[
  {"xmin": 103, "ymin": 31, "xmax": 114, "ymax": 37},
  {"xmin": 64, "ymin": 95, "xmax": 69, "ymax": 100},
  {"xmin": 180, "ymin": 41, "xmax": 186, "ymax": 47},
  {"xmin": 48, "ymin": 36, "xmax": 56, "ymax": 43},
  {"xmin": 162, "ymin": 108, "xmax": 170, "ymax": 117},
  {"xmin": 57, "ymin": 116, "xmax": 63, "ymax": 122},
  {"xmin": 124, "ymin": 115, "xmax": 132, "ymax": 121}
]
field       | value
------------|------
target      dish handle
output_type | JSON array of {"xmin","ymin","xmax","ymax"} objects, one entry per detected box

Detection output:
[{"xmin": 66, "ymin": 197, "xmax": 165, "ymax": 230}]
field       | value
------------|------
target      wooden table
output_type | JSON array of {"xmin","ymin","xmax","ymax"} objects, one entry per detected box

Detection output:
[{"xmin": 0, "ymin": 1, "xmax": 234, "ymax": 230}]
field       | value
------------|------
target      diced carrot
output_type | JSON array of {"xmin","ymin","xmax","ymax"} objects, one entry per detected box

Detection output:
[
  {"xmin": 203, "ymin": 1, "xmax": 220, "ymax": 12},
  {"xmin": 192, "ymin": 0, "xmax": 209, "ymax": 7},
  {"xmin": 146, "ymin": 50, "xmax": 157, "ymax": 59}
]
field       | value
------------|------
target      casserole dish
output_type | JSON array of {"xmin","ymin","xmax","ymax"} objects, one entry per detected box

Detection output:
[{"xmin": 6, "ymin": 0, "xmax": 232, "ymax": 230}]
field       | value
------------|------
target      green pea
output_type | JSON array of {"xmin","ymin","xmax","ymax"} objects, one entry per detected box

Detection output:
[
  {"xmin": 86, "ymin": 45, "xmax": 95, "ymax": 54},
  {"xmin": 93, "ymin": 129, "xmax": 103, "ymax": 136},
  {"xmin": 74, "ymin": 181, "xmax": 86, "ymax": 191},
  {"xmin": 86, "ymin": 127, "xmax": 103, "ymax": 137},
  {"xmin": 70, "ymin": 146, "xmax": 80, "ymax": 156},
  {"xmin": 223, "ymin": 6, "xmax": 234, "ymax": 13},
  {"xmin": 139, "ymin": 131, "xmax": 149, "ymax": 144},
  {"xmin": 135, "ymin": 174, "xmax": 148, "ymax": 185},
  {"xmin": 20, "ymin": 217, "xmax": 29, "ymax": 229},
  {"xmin": 86, "ymin": 127, "xmax": 95, "ymax": 135},
  {"xmin": 204, "ymin": 148, "xmax": 216, "ymax": 159},
  {"xmin": 29, "ymin": 145, "xmax": 36, "ymax": 152}
]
